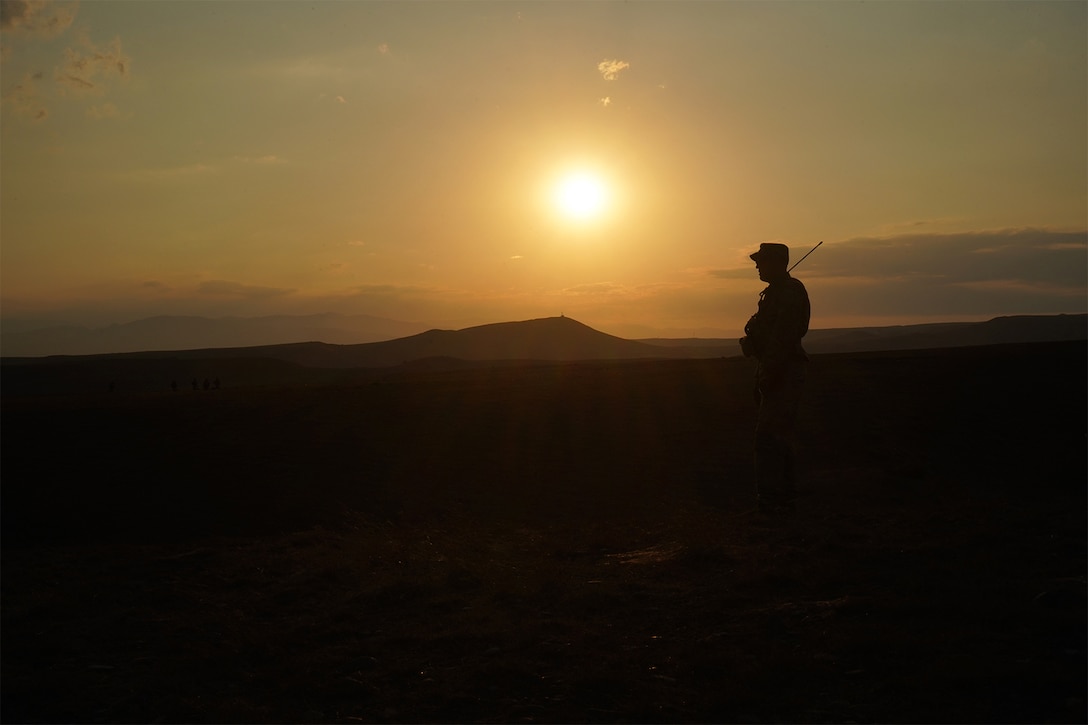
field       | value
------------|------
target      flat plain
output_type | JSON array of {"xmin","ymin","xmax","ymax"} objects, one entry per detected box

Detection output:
[{"xmin": 3, "ymin": 342, "xmax": 1085, "ymax": 723}]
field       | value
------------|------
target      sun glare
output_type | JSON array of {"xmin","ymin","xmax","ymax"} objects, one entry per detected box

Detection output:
[{"xmin": 553, "ymin": 171, "xmax": 610, "ymax": 222}]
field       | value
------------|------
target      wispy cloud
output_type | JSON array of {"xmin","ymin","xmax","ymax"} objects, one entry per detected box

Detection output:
[
  {"xmin": 56, "ymin": 34, "xmax": 130, "ymax": 93},
  {"xmin": 597, "ymin": 59, "xmax": 629, "ymax": 81},
  {"xmin": 707, "ymin": 268, "xmax": 755, "ymax": 281},
  {"xmin": 198, "ymin": 280, "xmax": 294, "ymax": 299},
  {"xmin": 232, "ymin": 154, "xmax": 286, "ymax": 165},
  {"xmin": 704, "ymin": 228, "xmax": 1087, "ymax": 323},
  {"xmin": 132, "ymin": 163, "xmax": 219, "ymax": 180},
  {"xmin": 2, "ymin": 4, "xmax": 132, "ymax": 122},
  {"xmin": 563, "ymin": 282, "xmax": 626, "ymax": 296},
  {"xmin": 710, "ymin": 229, "xmax": 1086, "ymax": 288},
  {"xmin": 87, "ymin": 101, "xmax": 125, "ymax": 120},
  {"xmin": 951, "ymin": 278, "xmax": 1085, "ymax": 296},
  {"xmin": 0, "ymin": 0, "xmax": 76, "ymax": 37},
  {"xmin": 811, "ymin": 229, "xmax": 1086, "ymax": 287},
  {"xmin": 3, "ymin": 71, "xmax": 48, "ymax": 120},
  {"xmin": 126, "ymin": 154, "xmax": 286, "ymax": 181}
]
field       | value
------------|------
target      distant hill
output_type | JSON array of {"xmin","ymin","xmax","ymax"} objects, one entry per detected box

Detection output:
[
  {"xmin": 0, "ymin": 316, "xmax": 702, "ymax": 395},
  {"xmin": 0, "ymin": 313, "xmax": 428, "ymax": 358},
  {"xmin": 344, "ymin": 317, "xmax": 680, "ymax": 366},
  {"xmin": 800, "ymin": 314, "xmax": 1086, "ymax": 354},
  {"xmin": 12, "ymin": 317, "xmax": 695, "ymax": 369},
  {"xmin": 640, "ymin": 314, "xmax": 1086, "ymax": 356},
  {"xmin": 2, "ymin": 315, "xmax": 1084, "ymax": 397},
  {"xmin": 7, "ymin": 311, "xmax": 1083, "ymax": 362}
]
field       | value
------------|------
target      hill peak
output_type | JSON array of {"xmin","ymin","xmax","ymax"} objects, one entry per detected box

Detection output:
[
  {"xmin": 454, "ymin": 315, "xmax": 602, "ymax": 334},
  {"xmin": 322, "ymin": 315, "xmax": 659, "ymax": 368}
]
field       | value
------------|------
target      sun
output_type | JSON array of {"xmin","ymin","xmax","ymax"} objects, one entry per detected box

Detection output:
[{"xmin": 553, "ymin": 171, "xmax": 610, "ymax": 222}]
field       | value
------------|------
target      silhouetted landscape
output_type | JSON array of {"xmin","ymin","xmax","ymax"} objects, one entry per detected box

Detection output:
[
  {"xmin": 4, "ymin": 311, "xmax": 1085, "ymax": 360},
  {"xmin": 2, "ymin": 321, "xmax": 1085, "ymax": 723},
  {"xmin": 0, "ymin": 313, "xmax": 431, "ymax": 358},
  {"xmin": 4, "ymin": 0, "xmax": 1085, "ymax": 719},
  {"xmin": 2, "ymin": 314, "xmax": 1085, "ymax": 397}
]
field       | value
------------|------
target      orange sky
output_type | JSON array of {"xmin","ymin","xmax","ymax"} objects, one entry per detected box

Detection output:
[{"xmin": 2, "ymin": 1, "xmax": 1085, "ymax": 338}]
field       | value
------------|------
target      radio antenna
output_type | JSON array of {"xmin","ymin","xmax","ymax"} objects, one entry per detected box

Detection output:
[{"xmin": 788, "ymin": 241, "xmax": 823, "ymax": 273}]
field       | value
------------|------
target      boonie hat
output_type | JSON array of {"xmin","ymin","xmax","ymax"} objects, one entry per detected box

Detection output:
[{"xmin": 750, "ymin": 242, "xmax": 789, "ymax": 266}]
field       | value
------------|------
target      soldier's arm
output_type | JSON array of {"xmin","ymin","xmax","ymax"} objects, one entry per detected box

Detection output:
[{"xmin": 761, "ymin": 284, "xmax": 807, "ymax": 367}]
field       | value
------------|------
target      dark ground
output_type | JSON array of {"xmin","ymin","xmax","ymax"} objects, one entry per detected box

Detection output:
[{"xmin": 3, "ymin": 342, "xmax": 1086, "ymax": 723}]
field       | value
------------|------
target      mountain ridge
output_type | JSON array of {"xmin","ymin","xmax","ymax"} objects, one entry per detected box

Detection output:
[
  {"xmin": 0, "ymin": 312, "xmax": 428, "ymax": 358},
  {"xmin": 3, "ymin": 313, "xmax": 1084, "ymax": 368},
  {"xmin": 4, "ymin": 316, "xmax": 682, "ymax": 369},
  {"xmin": 3, "ymin": 314, "xmax": 1084, "ymax": 397},
  {"xmin": 5, "ymin": 311, "xmax": 1084, "ymax": 361}
]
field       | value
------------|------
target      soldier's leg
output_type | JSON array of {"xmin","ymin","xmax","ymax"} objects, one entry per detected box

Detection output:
[
  {"xmin": 780, "ymin": 363, "xmax": 805, "ymax": 504},
  {"xmin": 755, "ymin": 363, "xmax": 806, "ymax": 512},
  {"xmin": 783, "ymin": 445, "xmax": 796, "ymax": 496},
  {"xmin": 755, "ymin": 428, "xmax": 790, "ymax": 511}
]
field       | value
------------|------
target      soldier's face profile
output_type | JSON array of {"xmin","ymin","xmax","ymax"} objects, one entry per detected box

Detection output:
[{"xmin": 756, "ymin": 260, "xmax": 786, "ymax": 282}]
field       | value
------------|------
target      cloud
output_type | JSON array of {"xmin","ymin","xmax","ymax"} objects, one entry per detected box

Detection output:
[
  {"xmin": 0, "ymin": 0, "xmax": 76, "ymax": 37},
  {"xmin": 86, "ymin": 101, "xmax": 124, "ymax": 120},
  {"xmin": 2, "ymin": 9, "xmax": 129, "ymax": 122},
  {"xmin": 377, "ymin": 43, "xmax": 390, "ymax": 55},
  {"xmin": 6, "ymin": 230, "xmax": 1081, "ymax": 337},
  {"xmin": 131, "ymin": 162, "xmax": 218, "ymax": 180},
  {"xmin": 2, "ymin": 71, "xmax": 48, "ymax": 120},
  {"xmin": 706, "ymin": 228, "xmax": 1087, "ymax": 323},
  {"xmin": 324, "ymin": 283, "xmax": 521, "ymax": 326},
  {"xmin": 198, "ymin": 280, "xmax": 294, "ymax": 299},
  {"xmin": 599, "ymin": 96, "xmax": 611, "ymax": 107},
  {"xmin": 563, "ymin": 282, "xmax": 626, "ymax": 296},
  {"xmin": 811, "ymin": 228, "xmax": 1086, "ymax": 288},
  {"xmin": 950, "ymin": 279, "xmax": 1084, "ymax": 296},
  {"xmin": 707, "ymin": 267, "xmax": 755, "ymax": 281},
  {"xmin": 126, "ymin": 155, "xmax": 285, "ymax": 181},
  {"xmin": 710, "ymin": 228, "xmax": 1086, "ymax": 287},
  {"xmin": 233, "ymin": 154, "xmax": 286, "ymax": 165},
  {"xmin": 597, "ymin": 59, "xmax": 629, "ymax": 81},
  {"xmin": 56, "ymin": 34, "xmax": 130, "ymax": 93}
]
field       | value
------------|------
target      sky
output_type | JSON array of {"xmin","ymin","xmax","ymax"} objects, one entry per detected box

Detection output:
[{"xmin": 2, "ymin": 0, "xmax": 1085, "ymax": 339}]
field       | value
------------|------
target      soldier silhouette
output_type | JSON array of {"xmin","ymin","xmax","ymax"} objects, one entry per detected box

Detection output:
[{"xmin": 739, "ymin": 242, "xmax": 811, "ymax": 514}]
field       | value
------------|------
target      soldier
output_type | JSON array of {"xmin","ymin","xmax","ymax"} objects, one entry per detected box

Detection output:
[{"xmin": 739, "ymin": 242, "xmax": 811, "ymax": 514}]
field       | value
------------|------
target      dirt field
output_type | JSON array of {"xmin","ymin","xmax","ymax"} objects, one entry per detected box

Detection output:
[{"xmin": 3, "ymin": 342, "xmax": 1085, "ymax": 723}]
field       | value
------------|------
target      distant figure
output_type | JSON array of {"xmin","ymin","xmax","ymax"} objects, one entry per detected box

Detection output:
[
  {"xmin": 108, "ymin": 381, "xmax": 116, "ymax": 393},
  {"xmin": 171, "ymin": 380, "xmax": 178, "ymax": 393},
  {"xmin": 203, "ymin": 377, "xmax": 210, "ymax": 391},
  {"xmin": 739, "ymin": 242, "xmax": 811, "ymax": 514}
]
